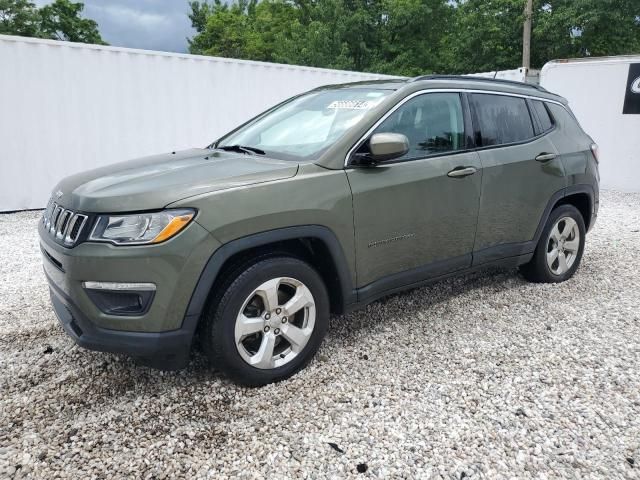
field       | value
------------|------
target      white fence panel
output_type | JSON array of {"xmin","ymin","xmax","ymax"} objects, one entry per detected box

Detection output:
[
  {"xmin": 466, "ymin": 67, "xmax": 540, "ymax": 84},
  {"xmin": 541, "ymin": 56, "xmax": 640, "ymax": 192},
  {"xmin": 0, "ymin": 35, "xmax": 396, "ymax": 211}
]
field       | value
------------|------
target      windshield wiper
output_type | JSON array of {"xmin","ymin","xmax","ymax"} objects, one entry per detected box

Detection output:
[{"xmin": 216, "ymin": 144, "xmax": 265, "ymax": 155}]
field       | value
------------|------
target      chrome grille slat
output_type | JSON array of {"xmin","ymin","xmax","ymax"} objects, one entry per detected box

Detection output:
[
  {"xmin": 56, "ymin": 210, "xmax": 72, "ymax": 239},
  {"xmin": 64, "ymin": 214, "xmax": 80, "ymax": 241},
  {"xmin": 54, "ymin": 208, "xmax": 67, "ymax": 237},
  {"xmin": 50, "ymin": 206, "xmax": 63, "ymax": 233},
  {"xmin": 64, "ymin": 213, "xmax": 88, "ymax": 245},
  {"xmin": 42, "ymin": 198, "xmax": 87, "ymax": 247}
]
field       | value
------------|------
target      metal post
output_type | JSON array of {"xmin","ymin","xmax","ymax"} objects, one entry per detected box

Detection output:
[{"xmin": 522, "ymin": 0, "xmax": 533, "ymax": 70}]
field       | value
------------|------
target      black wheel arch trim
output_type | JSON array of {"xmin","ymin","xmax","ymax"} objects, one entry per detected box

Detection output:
[
  {"xmin": 184, "ymin": 225, "xmax": 356, "ymax": 322},
  {"xmin": 534, "ymin": 184, "xmax": 595, "ymax": 242},
  {"xmin": 559, "ymin": 183, "xmax": 596, "ymax": 231},
  {"xmin": 564, "ymin": 183, "xmax": 595, "ymax": 209}
]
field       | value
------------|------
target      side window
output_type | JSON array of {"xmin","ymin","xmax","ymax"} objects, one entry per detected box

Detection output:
[
  {"xmin": 368, "ymin": 92, "xmax": 466, "ymax": 160},
  {"xmin": 531, "ymin": 100, "xmax": 554, "ymax": 133},
  {"xmin": 471, "ymin": 93, "xmax": 535, "ymax": 146}
]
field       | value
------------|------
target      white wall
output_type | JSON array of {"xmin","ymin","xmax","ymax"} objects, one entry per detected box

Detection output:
[
  {"xmin": 467, "ymin": 67, "xmax": 541, "ymax": 85},
  {"xmin": 0, "ymin": 35, "xmax": 397, "ymax": 211},
  {"xmin": 541, "ymin": 56, "xmax": 640, "ymax": 192}
]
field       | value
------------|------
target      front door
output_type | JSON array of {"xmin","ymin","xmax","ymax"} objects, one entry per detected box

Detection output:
[{"xmin": 346, "ymin": 92, "xmax": 482, "ymax": 298}]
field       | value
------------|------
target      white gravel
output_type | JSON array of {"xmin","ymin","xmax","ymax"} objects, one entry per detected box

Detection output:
[{"xmin": 1, "ymin": 190, "xmax": 639, "ymax": 479}]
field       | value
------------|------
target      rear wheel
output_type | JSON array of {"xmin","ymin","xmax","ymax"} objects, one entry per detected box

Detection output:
[
  {"xmin": 203, "ymin": 256, "xmax": 329, "ymax": 386},
  {"xmin": 520, "ymin": 204, "xmax": 586, "ymax": 283}
]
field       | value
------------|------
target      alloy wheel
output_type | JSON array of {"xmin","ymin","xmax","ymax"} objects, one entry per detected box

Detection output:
[
  {"xmin": 546, "ymin": 216, "xmax": 580, "ymax": 275},
  {"xmin": 234, "ymin": 277, "xmax": 316, "ymax": 369}
]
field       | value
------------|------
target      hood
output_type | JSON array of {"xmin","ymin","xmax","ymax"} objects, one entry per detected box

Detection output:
[{"xmin": 52, "ymin": 149, "xmax": 299, "ymax": 213}]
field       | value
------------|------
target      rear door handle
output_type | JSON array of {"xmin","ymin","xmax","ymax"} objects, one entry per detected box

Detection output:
[
  {"xmin": 447, "ymin": 166, "xmax": 477, "ymax": 178},
  {"xmin": 535, "ymin": 152, "xmax": 557, "ymax": 162}
]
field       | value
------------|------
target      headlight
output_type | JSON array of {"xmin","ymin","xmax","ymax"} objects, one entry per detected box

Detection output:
[{"xmin": 89, "ymin": 209, "xmax": 195, "ymax": 245}]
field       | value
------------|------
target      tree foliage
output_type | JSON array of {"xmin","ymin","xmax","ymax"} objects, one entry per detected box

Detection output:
[
  {"xmin": 533, "ymin": 0, "xmax": 640, "ymax": 63},
  {"xmin": 0, "ymin": 0, "xmax": 105, "ymax": 44},
  {"xmin": 189, "ymin": 0, "xmax": 640, "ymax": 74},
  {"xmin": 0, "ymin": 0, "xmax": 38, "ymax": 36}
]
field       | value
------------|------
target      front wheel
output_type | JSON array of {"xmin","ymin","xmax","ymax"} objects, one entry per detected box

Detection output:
[
  {"xmin": 202, "ymin": 256, "xmax": 329, "ymax": 386},
  {"xmin": 520, "ymin": 204, "xmax": 586, "ymax": 283}
]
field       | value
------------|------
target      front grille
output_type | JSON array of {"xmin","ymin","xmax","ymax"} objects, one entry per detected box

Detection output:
[{"xmin": 42, "ymin": 199, "xmax": 88, "ymax": 247}]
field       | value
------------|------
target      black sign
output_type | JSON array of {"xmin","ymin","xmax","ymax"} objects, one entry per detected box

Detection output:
[{"xmin": 622, "ymin": 63, "xmax": 640, "ymax": 114}]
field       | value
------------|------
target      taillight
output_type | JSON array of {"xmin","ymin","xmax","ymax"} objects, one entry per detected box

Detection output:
[{"xmin": 590, "ymin": 143, "xmax": 599, "ymax": 162}]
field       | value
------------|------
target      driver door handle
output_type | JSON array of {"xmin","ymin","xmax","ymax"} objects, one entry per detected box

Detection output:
[
  {"xmin": 447, "ymin": 166, "xmax": 477, "ymax": 178},
  {"xmin": 535, "ymin": 152, "xmax": 557, "ymax": 162}
]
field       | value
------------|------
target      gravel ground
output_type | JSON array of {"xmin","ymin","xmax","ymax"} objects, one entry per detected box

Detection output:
[{"xmin": 1, "ymin": 190, "xmax": 639, "ymax": 479}]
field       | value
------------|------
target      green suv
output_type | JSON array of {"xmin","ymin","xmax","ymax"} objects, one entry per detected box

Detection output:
[{"xmin": 39, "ymin": 76, "xmax": 599, "ymax": 386}]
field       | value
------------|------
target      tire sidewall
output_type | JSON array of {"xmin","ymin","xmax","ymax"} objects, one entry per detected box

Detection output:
[{"xmin": 211, "ymin": 257, "xmax": 329, "ymax": 385}]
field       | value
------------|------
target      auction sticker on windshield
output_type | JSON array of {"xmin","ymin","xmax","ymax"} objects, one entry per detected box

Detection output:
[{"xmin": 327, "ymin": 100, "xmax": 378, "ymax": 110}]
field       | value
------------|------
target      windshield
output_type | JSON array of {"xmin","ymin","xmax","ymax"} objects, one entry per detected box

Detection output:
[{"xmin": 216, "ymin": 88, "xmax": 392, "ymax": 161}]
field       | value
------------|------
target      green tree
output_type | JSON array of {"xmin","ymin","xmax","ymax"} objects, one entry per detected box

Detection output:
[
  {"xmin": 0, "ymin": 0, "xmax": 106, "ymax": 44},
  {"xmin": 188, "ymin": 0, "xmax": 214, "ymax": 33},
  {"xmin": 533, "ymin": 0, "xmax": 640, "ymax": 64},
  {"xmin": 375, "ymin": 0, "xmax": 455, "ymax": 75},
  {"xmin": 446, "ymin": 0, "xmax": 640, "ymax": 73},
  {"xmin": 444, "ymin": 0, "xmax": 527, "ymax": 73},
  {"xmin": 277, "ymin": 0, "xmax": 383, "ymax": 70},
  {"xmin": 189, "ymin": 0, "xmax": 452, "ymax": 72},
  {"xmin": 0, "ymin": 0, "xmax": 39, "ymax": 36},
  {"xmin": 39, "ymin": 0, "xmax": 105, "ymax": 44},
  {"xmin": 189, "ymin": 0, "xmax": 294, "ymax": 61},
  {"xmin": 188, "ymin": 0, "xmax": 640, "ymax": 75}
]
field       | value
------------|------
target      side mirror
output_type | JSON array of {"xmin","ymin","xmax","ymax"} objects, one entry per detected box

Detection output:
[{"xmin": 354, "ymin": 133, "xmax": 409, "ymax": 166}]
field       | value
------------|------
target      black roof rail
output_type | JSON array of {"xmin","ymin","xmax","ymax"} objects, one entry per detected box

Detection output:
[{"xmin": 410, "ymin": 74, "xmax": 548, "ymax": 93}]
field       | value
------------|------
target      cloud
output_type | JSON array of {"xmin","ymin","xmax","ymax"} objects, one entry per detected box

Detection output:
[{"xmin": 34, "ymin": 0, "xmax": 196, "ymax": 53}]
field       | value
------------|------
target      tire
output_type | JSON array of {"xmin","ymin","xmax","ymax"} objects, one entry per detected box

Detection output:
[
  {"xmin": 520, "ymin": 204, "xmax": 586, "ymax": 283},
  {"xmin": 202, "ymin": 256, "xmax": 330, "ymax": 387}
]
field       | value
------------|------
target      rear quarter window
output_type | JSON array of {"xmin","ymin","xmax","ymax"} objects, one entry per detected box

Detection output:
[
  {"xmin": 531, "ymin": 100, "xmax": 554, "ymax": 133},
  {"xmin": 471, "ymin": 93, "xmax": 535, "ymax": 146},
  {"xmin": 547, "ymin": 102, "xmax": 587, "ymax": 137}
]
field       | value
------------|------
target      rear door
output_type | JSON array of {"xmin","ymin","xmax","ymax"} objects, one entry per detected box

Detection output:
[
  {"xmin": 346, "ymin": 92, "xmax": 482, "ymax": 293},
  {"xmin": 469, "ymin": 93, "xmax": 566, "ymax": 264}
]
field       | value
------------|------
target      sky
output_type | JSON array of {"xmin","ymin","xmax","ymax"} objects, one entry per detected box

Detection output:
[{"xmin": 34, "ymin": 0, "xmax": 196, "ymax": 53}]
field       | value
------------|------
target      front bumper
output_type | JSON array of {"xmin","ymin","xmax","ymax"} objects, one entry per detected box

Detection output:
[
  {"xmin": 47, "ymin": 278, "xmax": 196, "ymax": 369},
  {"xmin": 39, "ymin": 218, "xmax": 221, "ymax": 369}
]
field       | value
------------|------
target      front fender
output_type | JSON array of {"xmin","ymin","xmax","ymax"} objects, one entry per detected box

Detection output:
[{"xmin": 184, "ymin": 225, "xmax": 356, "ymax": 321}]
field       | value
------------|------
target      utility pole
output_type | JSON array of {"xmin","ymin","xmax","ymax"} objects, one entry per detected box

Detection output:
[{"xmin": 522, "ymin": 0, "xmax": 533, "ymax": 70}]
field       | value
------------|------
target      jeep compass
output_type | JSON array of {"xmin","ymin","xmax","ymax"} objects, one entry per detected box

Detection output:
[{"xmin": 39, "ymin": 76, "xmax": 599, "ymax": 386}]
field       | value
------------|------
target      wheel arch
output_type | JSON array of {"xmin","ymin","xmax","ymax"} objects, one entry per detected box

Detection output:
[
  {"xmin": 554, "ymin": 188, "xmax": 593, "ymax": 231},
  {"xmin": 534, "ymin": 185, "xmax": 595, "ymax": 243},
  {"xmin": 185, "ymin": 226, "xmax": 356, "ymax": 325}
]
